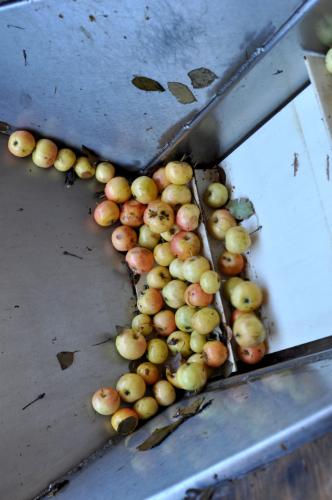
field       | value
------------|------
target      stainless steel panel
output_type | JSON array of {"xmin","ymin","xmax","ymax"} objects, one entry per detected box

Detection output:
[
  {"xmin": 56, "ymin": 351, "xmax": 332, "ymax": 500},
  {"xmin": 0, "ymin": 0, "xmax": 310, "ymax": 170},
  {"xmin": 0, "ymin": 134, "xmax": 134, "ymax": 500}
]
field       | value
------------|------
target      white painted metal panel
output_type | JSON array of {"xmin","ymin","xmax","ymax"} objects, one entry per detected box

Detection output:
[{"xmin": 223, "ymin": 84, "xmax": 332, "ymax": 353}]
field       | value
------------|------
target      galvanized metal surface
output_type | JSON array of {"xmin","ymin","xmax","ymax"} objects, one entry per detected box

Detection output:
[
  {"xmin": 0, "ymin": 134, "xmax": 134, "ymax": 500},
  {"xmin": 56, "ymin": 350, "xmax": 332, "ymax": 500},
  {"xmin": 223, "ymin": 84, "xmax": 332, "ymax": 353},
  {"xmin": 0, "ymin": 0, "xmax": 314, "ymax": 170}
]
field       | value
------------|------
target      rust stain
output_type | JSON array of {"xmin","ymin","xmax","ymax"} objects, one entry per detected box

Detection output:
[
  {"xmin": 293, "ymin": 153, "xmax": 299, "ymax": 177},
  {"xmin": 326, "ymin": 155, "xmax": 330, "ymax": 181}
]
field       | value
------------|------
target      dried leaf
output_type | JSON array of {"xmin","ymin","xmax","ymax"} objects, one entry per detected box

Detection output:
[
  {"xmin": 209, "ymin": 359, "xmax": 233, "ymax": 379},
  {"xmin": 81, "ymin": 145, "xmax": 100, "ymax": 165},
  {"xmin": 227, "ymin": 198, "xmax": 255, "ymax": 220},
  {"xmin": 64, "ymin": 168, "xmax": 76, "ymax": 187},
  {"xmin": 132, "ymin": 76, "xmax": 165, "ymax": 92},
  {"xmin": 173, "ymin": 397, "xmax": 205, "ymax": 418},
  {"xmin": 184, "ymin": 486, "xmax": 215, "ymax": 500},
  {"xmin": 117, "ymin": 416, "xmax": 138, "ymax": 435},
  {"xmin": 167, "ymin": 82, "xmax": 197, "ymax": 104},
  {"xmin": 165, "ymin": 352, "xmax": 182, "ymax": 374},
  {"xmin": 188, "ymin": 67, "xmax": 217, "ymax": 89},
  {"xmin": 0, "ymin": 121, "xmax": 14, "ymax": 135},
  {"xmin": 137, "ymin": 398, "xmax": 212, "ymax": 451},
  {"xmin": 56, "ymin": 351, "xmax": 77, "ymax": 370},
  {"xmin": 137, "ymin": 419, "xmax": 183, "ymax": 451}
]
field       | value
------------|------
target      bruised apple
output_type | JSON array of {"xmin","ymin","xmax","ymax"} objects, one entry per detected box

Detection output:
[
  {"xmin": 230, "ymin": 281, "xmax": 263, "ymax": 312},
  {"xmin": 120, "ymin": 199, "xmax": 145, "ymax": 227},
  {"xmin": 146, "ymin": 266, "xmax": 171, "ymax": 289},
  {"xmin": 167, "ymin": 331, "xmax": 191, "ymax": 357},
  {"xmin": 170, "ymin": 231, "xmax": 201, "ymax": 260},
  {"xmin": 182, "ymin": 256, "xmax": 210, "ymax": 283},
  {"xmin": 137, "ymin": 362, "xmax": 160, "ymax": 384},
  {"xmin": 111, "ymin": 225, "xmax": 137, "ymax": 252},
  {"xmin": 225, "ymin": 226, "xmax": 251, "ymax": 254},
  {"xmin": 32, "ymin": 138, "xmax": 58, "ymax": 168},
  {"xmin": 176, "ymin": 362, "xmax": 207, "ymax": 391},
  {"xmin": 162, "ymin": 280, "xmax": 187, "ymax": 309},
  {"xmin": 208, "ymin": 209, "xmax": 236, "ymax": 240},
  {"xmin": 138, "ymin": 225, "xmax": 160, "ymax": 249},
  {"xmin": 125, "ymin": 247, "xmax": 154, "ymax": 274},
  {"xmin": 184, "ymin": 283, "xmax": 213, "ymax": 307},
  {"xmin": 237, "ymin": 342, "xmax": 266, "ymax": 364},
  {"xmin": 154, "ymin": 242, "xmax": 175, "ymax": 266},
  {"xmin": 219, "ymin": 251, "xmax": 245, "ymax": 276},
  {"xmin": 191, "ymin": 307, "xmax": 220, "ymax": 335},
  {"xmin": 203, "ymin": 340, "xmax": 228, "ymax": 367},
  {"xmin": 152, "ymin": 167, "xmax": 171, "ymax": 191},
  {"xmin": 134, "ymin": 397, "xmax": 158, "ymax": 420},
  {"xmin": 137, "ymin": 288, "xmax": 164, "ymax": 315},
  {"xmin": 94, "ymin": 200, "xmax": 120, "ymax": 227},
  {"xmin": 105, "ymin": 177, "xmax": 131, "ymax": 203},
  {"xmin": 116, "ymin": 373, "xmax": 146, "ymax": 402},
  {"xmin": 175, "ymin": 305, "xmax": 196, "ymax": 333},
  {"xmin": 169, "ymin": 258, "xmax": 185, "ymax": 280},
  {"xmin": 8, "ymin": 130, "xmax": 35, "ymax": 157},
  {"xmin": 233, "ymin": 313, "xmax": 266, "ymax": 347},
  {"xmin": 176, "ymin": 204, "xmax": 200, "ymax": 231},
  {"xmin": 153, "ymin": 310, "xmax": 176, "ymax": 336},
  {"xmin": 161, "ymin": 184, "xmax": 192, "ymax": 205},
  {"xmin": 115, "ymin": 328, "xmax": 147, "ymax": 360},
  {"xmin": 111, "ymin": 408, "xmax": 138, "ymax": 433},
  {"xmin": 144, "ymin": 201, "xmax": 175, "ymax": 233},
  {"xmin": 74, "ymin": 157, "xmax": 95, "ymax": 179},
  {"xmin": 95, "ymin": 161, "xmax": 115, "ymax": 183},
  {"xmin": 131, "ymin": 176, "xmax": 158, "ymax": 204},
  {"xmin": 204, "ymin": 182, "xmax": 229, "ymax": 208},
  {"xmin": 200, "ymin": 270, "xmax": 221, "ymax": 294},
  {"xmin": 165, "ymin": 161, "xmax": 193, "ymax": 185},
  {"xmin": 132, "ymin": 314, "xmax": 153, "ymax": 336},
  {"xmin": 91, "ymin": 387, "xmax": 120, "ymax": 415},
  {"xmin": 54, "ymin": 148, "xmax": 76, "ymax": 172},
  {"xmin": 223, "ymin": 277, "xmax": 243, "ymax": 301},
  {"xmin": 147, "ymin": 338, "xmax": 169, "ymax": 364},
  {"xmin": 160, "ymin": 224, "xmax": 180, "ymax": 242}
]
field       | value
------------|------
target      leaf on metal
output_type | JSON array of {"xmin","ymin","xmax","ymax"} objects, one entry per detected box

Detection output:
[
  {"xmin": 227, "ymin": 197, "xmax": 255, "ymax": 220},
  {"xmin": 188, "ymin": 67, "xmax": 218, "ymax": 89},
  {"xmin": 56, "ymin": 351, "xmax": 77, "ymax": 370},
  {"xmin": 117, "ymin": 416, "xmax": 138, "ymax": 436},
  {"xmin": 137, "ymin": 419, "xmax": 183, "ymax": 451},
  {"xmin": 132, "ymin": 76, "xmax": 165, "ymax": 92},
  {"xmin": 165, "ymin": 352, "xmax": 182, "ymax": 373},
  {"xmin": 167, "ymin": 82, "xmax": 197, "ymax": 104},
  {"xmin": 81, "ymin": 144, "xmax": 100, "ymax": 165},
  {"xmin": 209, "ymin": 359, "xmax": 233, "ymax": 379},
  {"xmin": 137, "ymin": 398, "xmax": 212, "ymax": 451},
  {"xmin": 172, "ymin": 397, "xmax": 205, "ymax": 418},
  {"xmin": 0, "ymin": 121, "xmax": 14, "ymax": 135}
]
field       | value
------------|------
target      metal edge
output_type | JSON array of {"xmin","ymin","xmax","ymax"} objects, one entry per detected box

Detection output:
[{"xmin": 142, "ymin": 0, "xmax": 319, "ymax": 172}]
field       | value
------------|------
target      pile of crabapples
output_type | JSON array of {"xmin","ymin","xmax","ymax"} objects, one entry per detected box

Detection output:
[{"xmin": 7, "ymin": 129, "xmax": 267, "ymax": 435}]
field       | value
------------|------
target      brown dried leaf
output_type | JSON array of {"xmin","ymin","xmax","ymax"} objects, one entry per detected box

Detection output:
[
  {"xmin": 167, "ymin": 82, "xmax": 197, "ymax": 104},
  {"xmin": 81, "ymin": 145, "xmax": 100, "ymax": 165},
  {"xmin": 137, "ymin": 419, "xmax": 183, "ymax": 451},
  {"xmin": 0, "ymin": 121, "xmax": 14, "ymax": 135},
  {"xmin": 165, "ymin": 352, "xmax": 182, "ymax": 374},
  {"xmin": 137, "ymin": 398, "xmax": 212, "ymax": 451},
  {"xmin": 56, "ymin": 351, "xmax": 77, "ymax": 370},
  {"xmin": 132, "ymin": 76, "xmax": 165, "ymax": 92},
  {"xmin": 188, "ymin": 67, "xmax": 218, "ymax": 89},
  {"xmin": 172, "ymin": 397, "xmax": 205, "ymax": 418}
]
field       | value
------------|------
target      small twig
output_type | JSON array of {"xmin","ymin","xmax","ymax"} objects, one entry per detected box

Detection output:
[
  {"xmin": 91, "ymin": 338, "xmax": 113, "ymax": 346},
  {"xmin": 62, "ymin": 250, "xmax": 83, "ymax": 260},
  {"xmin": 22, "ymin": 393, "xmax": 45, "ymax": 410},
  {"xmin": 249, "ymin": 225, "xmax": 262, "ymax": 235},
  {"xmin": 22, "ymin": 49, "xmax": 28, "ymax": 66}
]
